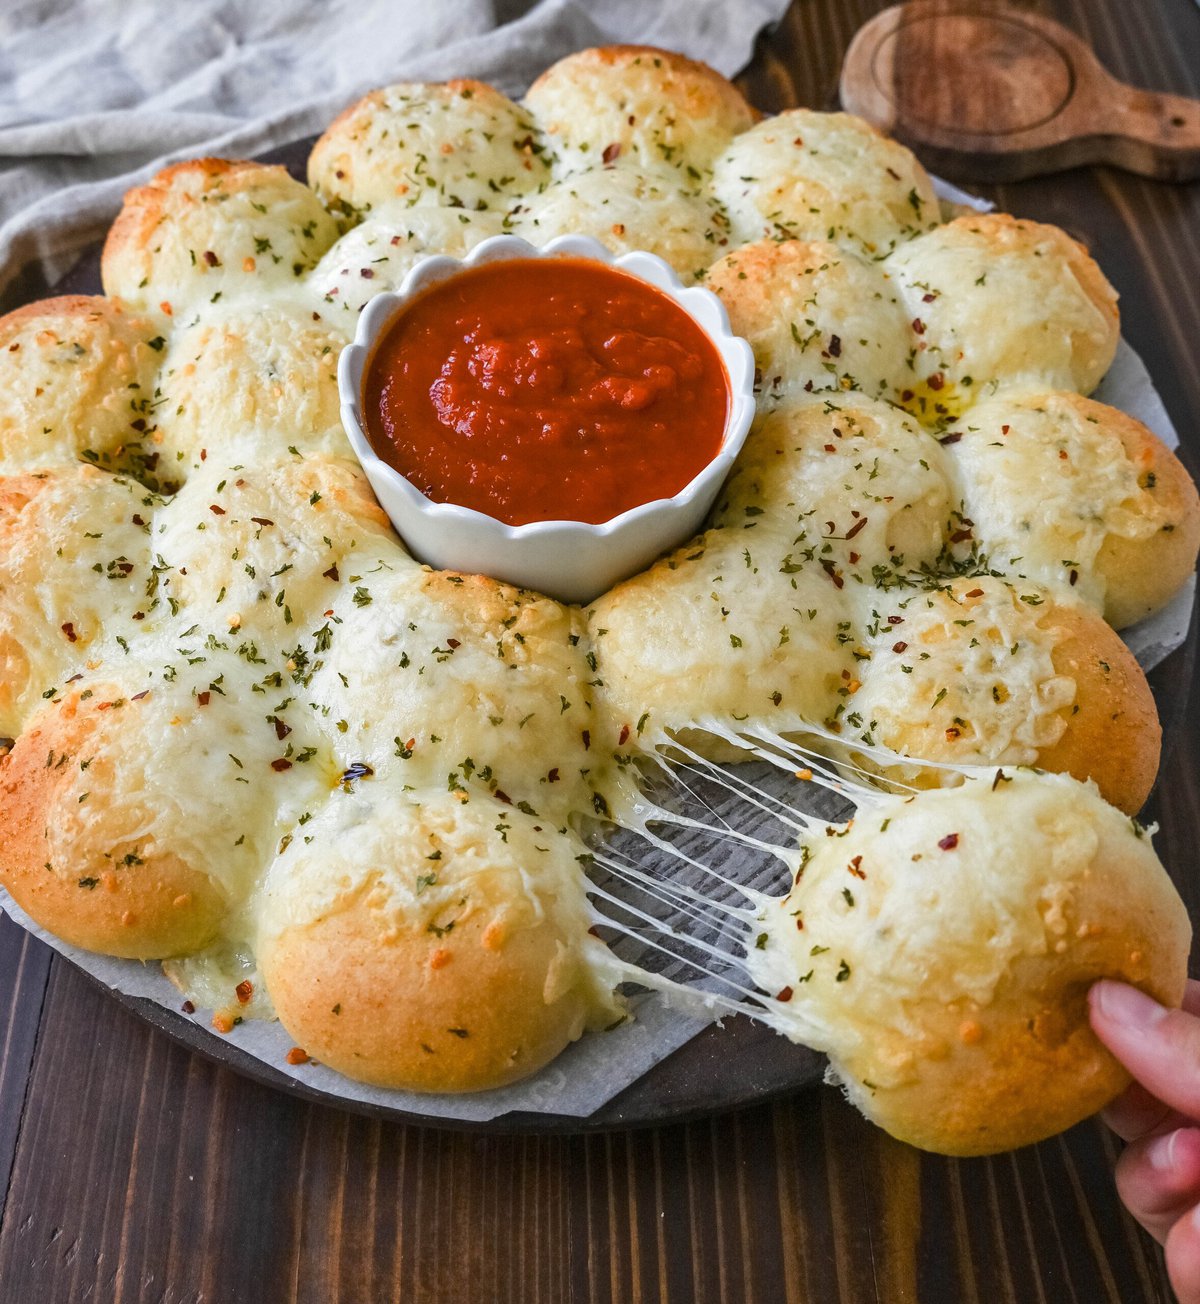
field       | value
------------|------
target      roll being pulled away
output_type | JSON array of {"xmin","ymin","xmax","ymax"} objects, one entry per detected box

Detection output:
[{"xmin": 745, "ymin": 768, "xmax": 1190, "ymax": 1156}]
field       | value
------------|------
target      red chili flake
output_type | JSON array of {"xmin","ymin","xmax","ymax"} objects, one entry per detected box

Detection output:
[
  {"xmin": 285, "ymin": 1047, "xmax": 309, "ymax": 1066},
  {"xmin": 844, "ymin": 515, "xmax": 868, "ymax": 540},
  {"xmin": 131, "ymin": 514, "xmax": 145, "ymax": 527},
  {"xmin": 819, "ymin": 559, "xmax": 844, "ymax": 589},
  {"xmin": 775, "ymin": 986, "xmax": 794, "ymax": 1003},
  {"xmin": 446, "ymin": 638, "xmax": 460, "ymax": 649},
  {"xmin": 7, "ymin": 342, "xmax": 18, "ymax": 352},
  {"xmin": 939, "ymin": 432, "xmax": 962, "ymax": 445},
  {"xmin": 581, "ymin": 729, "xmax": 591, "ymax": 751},
  {"xmin": 828, "ymin": 334, "xmax": 842, "ymax": 358},
  {"xmin": 130, "ymin": 418, "xmax": 147, "ymax": 432},
  {"xmin": 823, "ymin": 443, "xmax": 836, "ymax": 453},
  {"xmin": 197, "ymin": 691, "xmax": 211, "ymax": 707},
  {"xmin": 1001, "ymin": 424, "xmax": 1010, "ymax": 435},
  {"xmin": 949, "ymin": 528, "xmax": 974, "ymax": 544},
  {"xmin": 900, "ymin": 389, "xmax": 914, "ymax": 403},
  {"xmin": 251, "ymin": 516, "xmax": 275, "ymax": 528},
  {"xmin": 618, "ymin": 724, "xmax": 631, "ymax": 746},
  {"xmin": 360, "ymin": 268, "xmax": 374, "ymax": 279},
  {"xmin": 494, "ymin": 789, "xmax": 512, "ymax": 804},
  {"xmin": 938, "ymin": 833, "xmax": 960, "ymax": 851},
  {"xmin": 547, "ymin": 768, "xmax": 560, "ymax": 783},
  {"xmin": 203, "ymin": 250, "xmax": 220, "ymax": 267},
  {"xmin": 271, "ymin": 758, "xmax": 293, "ymax": 772},
  {"xmin": 892, "ymin": 640, "xmax": 908, "ymax": 653},
  {"xmin": 887, "ymin": 615, "xmax": 904, "ymax": 626},
  {"xmin": 965, "ymin": 588, "xmax": 984, "ymax": 598},
  {"xmin": 323, "ymin": 563, "xmax": 339, "ymax": 581},
  {"xmin": 61, "ymin": 622, "xmax": 77, "ymax": 643},
  {"xmin": 602, "ymin": 142, "xmax": 621, "ymax": 164},
  {"xmin": 131, "ymin": 690, "xmax": 150, "ymax": 701},
  {"xmin": 848, "ymin": 551, "xmax": 860, "ymax": 565},
  {"xmin": 848, "ymin": 855, "xmax": 866, "ymax": 879},
  {"xmin": 795, "ymin": 916, "xmax": 804, "ymax": 931},
  {"xmin": 199, "ymin": 448, "xmax": 207, "ymax": 461},
  {"xmin": 132, "ymin": 612, "xmax": 145, "ymax": 621},
  {"xmin": 927, "ymin": 372, "xmax": 945, "ymax": 391},
  {"xmin": 922, "ymin": 292, "xmax": 936, "ymax": 303},
  {"xmin": 272, "ymin": 716, "xmax": 291, "ymax": 739},
  {"xmin": 235, "ymin": 980, "xmax": 253, "ymax": 1004},
  {"xmin": 209, "ymin": 504, "xmax": 226, "ymax": 516},
  {"xmin": 912, "ymin": 318, "xmax": 926, "ymax": 335},
  {"xmin": 182, "ymin": 1000, "xmax": 195, "ymax": 1014}
]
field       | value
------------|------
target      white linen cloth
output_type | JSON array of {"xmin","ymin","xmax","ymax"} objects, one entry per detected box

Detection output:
[{"xmin": 0, "ymin": 0, "xmax": 791, "ymax": 302}]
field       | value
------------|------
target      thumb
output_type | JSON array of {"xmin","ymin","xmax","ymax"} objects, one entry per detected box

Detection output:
[{"xmin": 1090, "ymin": 981, "xmax": 1200, "ymax": 1124}]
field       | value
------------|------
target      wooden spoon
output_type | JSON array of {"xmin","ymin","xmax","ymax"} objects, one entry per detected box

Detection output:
[{"xmin": 839, "ymin": 1, "xmax": 1200, "ymax": 182}]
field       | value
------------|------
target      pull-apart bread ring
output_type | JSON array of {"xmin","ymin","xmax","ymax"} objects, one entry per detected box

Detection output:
[{"xmin": 0, "ymin": 45, "xmax": 1196, "ymax": 1148}]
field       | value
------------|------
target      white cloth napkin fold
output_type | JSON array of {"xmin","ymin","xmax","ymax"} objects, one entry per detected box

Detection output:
[{"xmin": 0, "ymin": 0, "xmax": 791, "ymax": 301}]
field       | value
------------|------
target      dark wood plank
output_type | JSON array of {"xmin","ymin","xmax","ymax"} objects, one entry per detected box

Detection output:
[{"xmin": 0, "ymin": 2, "xmax": 1198, "ymax": 1301}]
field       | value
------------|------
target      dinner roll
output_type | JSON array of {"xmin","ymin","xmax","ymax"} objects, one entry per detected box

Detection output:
[
  {"xmin": 524, "ymin": 46, "xmax": 755, "ymax": 180},
  {"xmin": 0, "ymin": 465, "xmax": 155, "ymax": 736},
  {"xmin": 589, "ymin": 521, "xmax": 858, "ymax": 754},
  {"xmin": 711, "ymin": 110, "xmax": 939, "ymax": 256},
  {"xmin": 707, "ymin": 240, "xmax": 913, "ymax": 404},
  {"xmin": 309, "ymin": 81, "xmax": 551, "ymax": 215},
  {"xmin": 257, "ymin": 786, "xmax": 623, "ymax": 1091},
  {"xmin": 153, "ymin": 302, "xmax": 351, "ymax": 471},
  {"xmin": 943, "ymin": 389, "xmax": 1200, "ymax": 627},
  {"xmin": 885, "ymin": 214, "xmax": 1120, "ymax": 397},
  {"xmin": 842, "ymin": 577, "xmax": 1159, "ymax": 813},
  {"xmin": 307, "ymin": 567, "xmax": 615, "ymax": 820},
  {"xmin": 309, "ymin": 207, "xmax": 504, "ymax": 319},
  {"xmin": 508, "ymin": 166, "xmax": 729, "ymax": 283},
  {"xmin": 0, "ymin": 675, "xmax": 279, "ymax": 958},
  {"xmin": 102, "ymin": 159, "xmax": 338, "ymax": 313},
  {"xmin": 149, "ymin": 455, "xmax": 403, "ymax": 647},
  {"xmin": 0, "ymin": 296, "xmax": 163, "ymax": 474},
  {"xmin": 714, "ymin": 396, "xmax": 953, "ymax": 577},
  {"xmin": 751, "ymin": 770, "xmax": 1190, "ymax": 1154}
]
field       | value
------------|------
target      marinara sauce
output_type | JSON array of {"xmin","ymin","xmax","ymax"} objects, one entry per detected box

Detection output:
[{"xmin": 362, "ymin": 257, "xmax": 729, "ymax": 526}]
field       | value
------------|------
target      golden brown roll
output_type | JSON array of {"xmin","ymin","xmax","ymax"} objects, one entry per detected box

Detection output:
[
  {"xmin": 885, "ymin": 213, "xmax": 1120, "ymax": 397},
  {"xmin": 751, "ymin": 770, "xmax": 1190, "ymax": 1155},
  {"xmin": 711, "ymin": 109, "xmax": 939, "ymax": 256},
  {"xmin": 102, "ymin": 159, "xmax": 339, "ymax": 311},
  {"xmin": 0, "ymin": 296, "xmax": 164, "ymax": 473},
  {"xmin": 310, "ymin": 81, "xmax": 549, "ymax": 215},
  {"xmin": 153, "ymin": 302, "xmax": 352, "ymax": 469},
  {"xmin": 524, "ymin": 45, "xmax": 755, "ymax": 179},
  {"xmin": 509, "ymin": 166, "xmax": 729, "ymax": 283},
  {"xmin": 257, "ymin": 787, "xmax": 623, "ymax": 1091},
  {"xmin": 706, "ymin": 239, "xmax": 913, "ymax": 404},
  {"xmin": 0, "ymin": 464, "xmax": 155, "ymax": 736},
  {"xmin": 0, "ymin": 679, "xmax": 264, "ymax": 959},
  {"xmin": 942, "ymin": 388, "xmax": 1200, "ymax": 627},
  {"xmin": 841, "ymin": 576, "xmax": 1159, "ymax": 813}
]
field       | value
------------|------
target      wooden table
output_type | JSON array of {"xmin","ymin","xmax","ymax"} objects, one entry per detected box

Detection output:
[{"xmin": 1, "ymin": 1, "xmax": 1197, "ymax": 1299}]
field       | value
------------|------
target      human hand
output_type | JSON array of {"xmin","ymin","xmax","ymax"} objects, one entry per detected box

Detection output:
[{"xmin": 1090, "ymin": 978, "xmax": 1200, "ymax": 1303}]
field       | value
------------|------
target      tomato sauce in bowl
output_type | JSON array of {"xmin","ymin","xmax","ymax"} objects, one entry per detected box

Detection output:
[{"xmin": 361, "ymin": 258, "xmax": 729, "ymax": 526}]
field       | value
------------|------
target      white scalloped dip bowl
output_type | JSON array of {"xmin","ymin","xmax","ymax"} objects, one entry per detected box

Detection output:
[{"xmin": 338, "ymin": 234, "xmax": 756, "ymax": 605}]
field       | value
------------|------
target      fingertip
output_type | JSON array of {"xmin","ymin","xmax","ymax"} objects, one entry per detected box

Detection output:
[{"xmin": 1166, "ymin": 1204, "xmax": 1200, "ymax": 1304}]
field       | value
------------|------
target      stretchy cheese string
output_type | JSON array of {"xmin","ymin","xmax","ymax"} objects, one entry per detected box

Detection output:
[{"xmin": 585, "ymin": 723, "xmax": 1002, "ymax": 1043}]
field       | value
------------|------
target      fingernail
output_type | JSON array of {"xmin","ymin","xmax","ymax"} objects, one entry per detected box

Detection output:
[
  {"xmin": 1091, "ymin": 980, "xmax": 1169, "ymax": 1030},
  {"xmin": 1148, "ymin": 1130, "xmax": 1180, "ymax": 1173}
]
